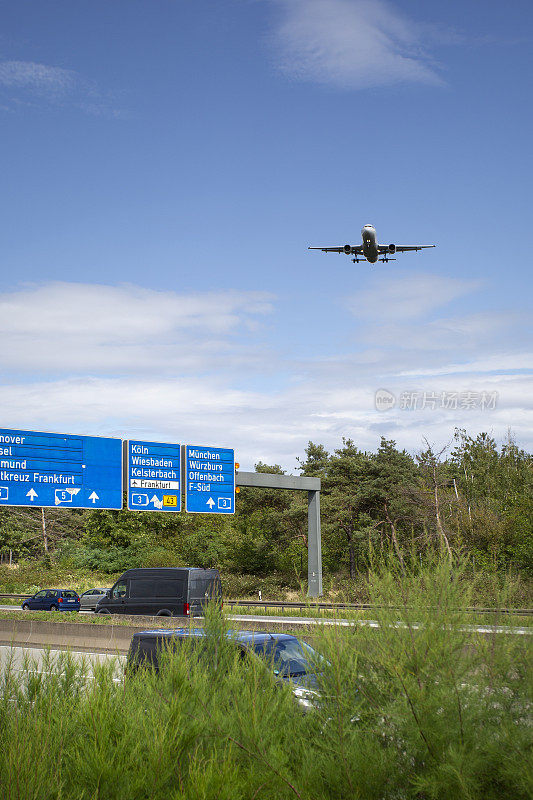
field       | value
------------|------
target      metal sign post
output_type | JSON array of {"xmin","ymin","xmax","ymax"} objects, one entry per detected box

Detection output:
[{"xmin": 235, "ymin": 471, "xmax": 322, "ymax": 597}]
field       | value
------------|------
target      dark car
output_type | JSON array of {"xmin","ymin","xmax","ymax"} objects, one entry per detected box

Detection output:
[
  {"xmin": 127, "ymin": 629, "xmax": 323, "ymax": 710},
  {"xmin": 95, "ymin": 567, "xmax": 222, "ymax": 617},
  {"xmin": 79, "ymin": 588, "xmax": 111, "ymax": 612},
  {"xmin": 21, "ymin": 589, "xmax": 80, "ymax": 612}
]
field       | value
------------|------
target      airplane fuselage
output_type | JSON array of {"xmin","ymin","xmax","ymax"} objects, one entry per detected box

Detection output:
[{"xmin": 361, "ymin": 224, "xmax": 378, "ymax": 263}]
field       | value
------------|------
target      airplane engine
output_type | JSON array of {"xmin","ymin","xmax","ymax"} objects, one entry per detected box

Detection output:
[
  {"xmin": 343, "ymin": 244, "xmax": 352, "ymax": 254},
  {"xmin": 388, "ymin": 244, "xmax": 396, "ymax": 254}
]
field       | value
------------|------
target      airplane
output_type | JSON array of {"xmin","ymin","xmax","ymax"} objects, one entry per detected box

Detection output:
[{"xmin": 309, "ymin": 224, "xmax": 436, "ymax": 264}]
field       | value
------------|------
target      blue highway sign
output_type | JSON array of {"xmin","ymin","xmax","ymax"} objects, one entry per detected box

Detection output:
[
  {"xmin": 185, "ymin": 444, "xmax": 235, "ymax": 514},
  {"xmin": 126, "ymin": 440, "xmax": 181, "ymax": 512},
  {"xmin": 0, "ymin": 427, "xmax": 122, "ymax": 509}
]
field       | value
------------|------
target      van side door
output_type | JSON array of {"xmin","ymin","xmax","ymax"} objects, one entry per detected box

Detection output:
[
  {"xmin": 188, "ymin": 575, "xmax": 220, "ymax": 616},
  {"xmin": 155, "ymin": 578, "xmax": 186, "ymax": 616},
  {"xmin": 127, "ymin": 578, "xmax": 156, "ymax": 615}
]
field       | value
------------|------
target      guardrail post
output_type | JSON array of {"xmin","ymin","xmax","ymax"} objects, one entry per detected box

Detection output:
[{"xmin": 308, "ymin": 490, "xmax": 322, "ymax": 597}]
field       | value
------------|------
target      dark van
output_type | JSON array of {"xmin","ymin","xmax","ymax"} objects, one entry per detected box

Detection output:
[{"xmin": 95, "ymin": 567, "xmax": 222, "ymax": 617}]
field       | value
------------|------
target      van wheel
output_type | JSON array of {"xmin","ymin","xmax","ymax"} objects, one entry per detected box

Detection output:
[{"xmin": 156, "ymin": 609, "xmax": 172, "ymax": 617}]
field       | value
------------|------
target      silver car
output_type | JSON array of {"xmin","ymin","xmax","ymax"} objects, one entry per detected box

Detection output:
[{"xmin": 79, "ymin": 588, "xmax": 111, "ymax": 612}]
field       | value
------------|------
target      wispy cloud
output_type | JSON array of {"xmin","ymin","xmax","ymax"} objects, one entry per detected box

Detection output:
[
  {"xmin": 349, "ymin": 272, "xmax": 481, "ymax": 321},
  {"xmin": 0, "ymin": 282, "xmax": 274, "ymax": 375},
  {"xmin": 343, "ymin": 274, "xmax": 530, "ymax": 370},
  {"xmin": 0, "ymin": 61, "xmax": 76, "ymax": 94},
  {"xmin": 0, "ymin": 60, "xmax": 121, "ymax": 115},
  {"xmin": 269, "ymin": 0, "xmax": 445, "ymax": 89},
  {"xmin": 399, "ymin": 352, "xmax": 533, "ymax": 377}
]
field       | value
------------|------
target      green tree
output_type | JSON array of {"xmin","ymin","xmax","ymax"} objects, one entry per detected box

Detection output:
[
  {"xmin": 297, "ymin": 441, "xmax": 330, "ymax": 477},
  {"xmin": 449, "ymin": 429, "xmax": 533, "ymax": 571},
  {"xmin": 321, "ymin": 438, "xmax": 418, "ymax": 576},
  {"xmin": 232, "ymin": 463, "xmax": 293, "ymax": 575},
  {"xmin": 321, "ymin": 439, "xmax": 367, "ymax": 577},
  {"xmin": 415, "ymin": 441, "xmax": 454, "ymax": 558}
]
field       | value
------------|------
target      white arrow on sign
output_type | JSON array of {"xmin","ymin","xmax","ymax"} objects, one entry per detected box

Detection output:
[
  {"xmin": 88, "ymin": 491, "xmax": 99, "ymax": 504},
  {"xmin": 26, "ymin": 489, "xmax": 38, "ymax": 501},
  {"xmin": 206, "ymin": 497, "xmax": 215, "ymax": 509},
  {"xmin": 151, "ymin": 494, "xmax": 163, "ymax": 510}
]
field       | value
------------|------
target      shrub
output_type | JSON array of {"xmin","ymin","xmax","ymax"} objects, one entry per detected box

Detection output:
[{"xmin": 1, "ymin": 559, "xmax": 531, "ymax": 799}]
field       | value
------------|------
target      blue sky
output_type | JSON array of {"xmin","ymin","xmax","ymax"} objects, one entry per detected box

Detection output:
[{"xmin": 1, "ymin": 0, "xmax": 532, "ymax": 468}]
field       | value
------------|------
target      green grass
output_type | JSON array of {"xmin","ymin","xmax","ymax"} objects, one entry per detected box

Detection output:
[
  {"xmin": 1, "ymin": 559, "xmax": 531, "ymax": 800},
  {"xmin": 0, "ymin": 609, "xmax": 160, "ymax": 626},
  {"xmin": 0, "ymin": 563, "xmax": 115, "ymax": 596}
]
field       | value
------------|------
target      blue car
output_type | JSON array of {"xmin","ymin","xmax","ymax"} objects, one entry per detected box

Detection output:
[
  {"xmin": 21, "ymin": 589, "xmax": 80, "ymax": 612},
  {"xmin": 127, "ymin": 629, "xmax": 325, "ymax": 710}
]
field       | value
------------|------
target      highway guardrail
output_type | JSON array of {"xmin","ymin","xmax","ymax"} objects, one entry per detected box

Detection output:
[
  {"xmin": 223, "ymin": 600, "xmax": 533, "ymax": 615},
  {"xmin": 0, "ymin": 594, "xmax": 30, "ymax": 601}
]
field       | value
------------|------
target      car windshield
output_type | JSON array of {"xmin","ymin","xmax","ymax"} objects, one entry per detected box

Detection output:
[{"xmin": 250, "ymin": 637, "xmax": 325, "ymax": 677}]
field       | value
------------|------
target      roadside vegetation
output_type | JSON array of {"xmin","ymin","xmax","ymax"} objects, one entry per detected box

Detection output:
[
  {"xmin": 1, "ymin": 560, "xmax": 531, "ymax": 610},
  {"xmin": 1, "ymin": 561, "xmax": 531, "ymax": 800}
]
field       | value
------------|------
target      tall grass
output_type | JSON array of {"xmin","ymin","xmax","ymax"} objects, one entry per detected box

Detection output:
[{"xmin": 1, "ymin": 559, "xmax": 531, "ymax": 799}]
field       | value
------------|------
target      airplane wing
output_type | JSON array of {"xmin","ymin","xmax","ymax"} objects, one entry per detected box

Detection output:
[
  {"xmin": 378, "ymin": 245, "xmax": 436, "ymax": 253},
  {"xmin": 308, "ymin": 246, "xmax": 364, "ymax": 254}
]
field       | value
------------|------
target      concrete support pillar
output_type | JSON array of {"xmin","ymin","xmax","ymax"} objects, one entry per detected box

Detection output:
[{"xmin": 307, "ymin": 490, "xmax": 322, "ymax": 597}]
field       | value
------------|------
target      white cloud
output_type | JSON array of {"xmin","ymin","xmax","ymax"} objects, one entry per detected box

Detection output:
[
  {"xmin": 349, "ymin": 272, "xmax": 481, "ymax": 321},
  {"xmin": 270, "ymin": 0, "xmax": 444, "ymax": 89},
  {"xmin": 343, "ymin": 273, "xmax": 517, "ymax": 357},
  {"xmin": 360, "ymin": 311, "xmax": 518, "ymax": 352},
  {"xmin": 1, "ymin": 371, "xmax": 531, "ymax": 471},
  {"xmin": 0, "ymin": 282, "xmax": 274, "ymax": 375},
  {"xmin": 0, "ymin": 61, "xmax": 76, "ymax": 95},
  {"xmin": 398, "ymin": 352, "xmax": 533, "ymax": 377},
  {"xmin": 0, "ymin": 60, "xmax": 119, "ymax": 115}
]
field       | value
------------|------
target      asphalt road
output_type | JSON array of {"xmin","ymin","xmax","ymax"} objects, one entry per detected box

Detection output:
[
  {"xmin": 229, "ymin": 614, "xmax": 533, "ymax": 635},
  {"xmin": 0, "ymin": 644, "xmax": 124, "ymax": 677}
]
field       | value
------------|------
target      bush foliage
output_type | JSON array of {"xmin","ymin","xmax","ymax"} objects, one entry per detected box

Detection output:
[{"xmin": 0, "ymin": 561, "xmax": 531, "ymax": 799}]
